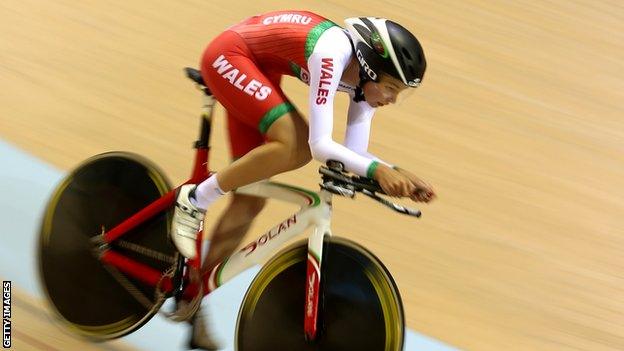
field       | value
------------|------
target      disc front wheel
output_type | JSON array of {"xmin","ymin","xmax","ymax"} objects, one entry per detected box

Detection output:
[{"xmin": 236, "ymin": 236, "xmax": 405, "ymax": 351}]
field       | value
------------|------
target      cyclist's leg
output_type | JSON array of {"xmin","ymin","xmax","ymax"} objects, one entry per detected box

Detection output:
[
  {"xmin": 190, "ymin": 117, "xmax": 267, "ymax": 297},
  {"xmin": 201, "ymin": 73, "xmax": 284, "ymax": 273},
  {"xmin": 216, "ymin": 110, "xmax": 311, "ymax": 191},
  {"xmin": 217, "ymin": 76, "xmax": 312, "ymax": 191},
  {"xmin": 204, "ymin": 193, "xmax": 266, "ymax": 270},
  {"xmin": 197, "ymin": 31, "xmax": 311, "ymax": 196},
  {"xmin": 172, "ymin": 30, "xmax": 311, "ymax": 259}
]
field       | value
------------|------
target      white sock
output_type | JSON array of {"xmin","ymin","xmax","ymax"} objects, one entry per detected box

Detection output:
[{"xmin": 191, "ymin": 174, "xmax": 226, "ymax": 210}]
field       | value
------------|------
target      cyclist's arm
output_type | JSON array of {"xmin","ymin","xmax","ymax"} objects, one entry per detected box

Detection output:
[
  {"xmin": 344, "ymin": 99, "xmax": 395, "ymax": 168},
  {"xmin": 307, "ymin": 27, "xmax": 380, "ymax": 178}
]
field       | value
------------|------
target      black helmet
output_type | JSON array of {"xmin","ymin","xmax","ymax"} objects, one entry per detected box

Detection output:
[{"xmin": 345, "ymin": 17, "xmax": 427, "ymax": 87}]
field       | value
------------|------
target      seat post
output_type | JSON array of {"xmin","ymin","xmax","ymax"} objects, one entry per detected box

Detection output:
[
  {"xmin": 195, "ymin": 93, "xmax": 216, "ymax": 149},
  {"xmin": 184, "ymin": 67, "xmax": 215, "ymax": 182},
  {"xmin": 188, "ymin": 92, "xmax": 215, "ymax": 183}
]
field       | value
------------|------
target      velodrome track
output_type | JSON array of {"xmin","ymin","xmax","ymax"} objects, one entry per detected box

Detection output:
[{"xmin": 1, "ymin": 1, "xmax": 623, "ymax": 350}]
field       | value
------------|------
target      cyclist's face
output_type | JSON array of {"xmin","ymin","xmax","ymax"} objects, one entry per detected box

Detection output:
[{"xmin": 363, "ymin": 74, "xmax": 408, "ymax": 108}]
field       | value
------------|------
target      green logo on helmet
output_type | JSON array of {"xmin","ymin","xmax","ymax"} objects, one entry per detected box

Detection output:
[{"xmin": 370, "ymin": 32, "xmax": 389, "ymax": 58}]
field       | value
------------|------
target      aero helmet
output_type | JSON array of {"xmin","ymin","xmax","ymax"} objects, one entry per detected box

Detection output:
[{"xmin": 344, "ymin": 17, "xmax": 426, "ymax": 88}]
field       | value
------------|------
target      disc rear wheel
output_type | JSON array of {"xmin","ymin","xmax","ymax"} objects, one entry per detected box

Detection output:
[{"xmin": 38, "ymin": 152, "xmax": 178, "ymax": 340}]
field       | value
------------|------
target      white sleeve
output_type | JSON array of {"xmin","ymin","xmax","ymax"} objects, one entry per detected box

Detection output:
[
  {"xmin": 344, "ymin": 100, "xmax": 394, "ymax": 167},
  {"xmin": 307, "ymin": 27, "xmax": 380, "ymax": 177}
]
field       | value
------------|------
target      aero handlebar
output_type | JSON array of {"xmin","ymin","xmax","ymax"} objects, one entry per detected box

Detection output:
[{"xmin": 319, "ymin": 161, "xmax": 421, "ymax": 218}]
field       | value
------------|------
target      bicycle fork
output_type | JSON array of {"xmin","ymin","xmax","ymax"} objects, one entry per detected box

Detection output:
[{"xmin": 304, "ymin": 191, "xmax": 332, "ymax": 341}]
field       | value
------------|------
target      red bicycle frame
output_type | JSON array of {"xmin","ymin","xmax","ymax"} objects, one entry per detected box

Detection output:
[
  {"xmin": 98, "ymin": 93, "xmax": 215, "ymax": 300},
  {"xmin": 93, "ymin": 71, "xmax": 325, "ymax": 340}
]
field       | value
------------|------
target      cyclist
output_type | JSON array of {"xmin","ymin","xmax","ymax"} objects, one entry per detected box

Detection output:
[{"xmin": 173, "ymin": 10, "xmax": 436, "ymax": 349}]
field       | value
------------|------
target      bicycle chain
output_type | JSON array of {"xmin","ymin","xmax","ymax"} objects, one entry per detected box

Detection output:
[
  {"xmin": 97, "ymin": 235, "xmax": 200, "ymax": 322},
  {"xmin": 115, "ymin": 239, "xmax": 177, "ymax": 264},
  {"xmin": 102, "ymin": 252, "xmax": 199, "ymax": 322},
  {"xmin": 102, "ymin": 262, "xmax": 161, "ymax": 312}
]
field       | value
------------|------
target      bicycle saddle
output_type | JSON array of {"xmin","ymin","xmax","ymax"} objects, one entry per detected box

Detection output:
[{"xmin": 184, "ymin": 67, "xmax": 205, "ymax": 86}]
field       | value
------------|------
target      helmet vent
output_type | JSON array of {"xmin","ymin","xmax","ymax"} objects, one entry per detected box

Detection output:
[{"xmin": 401, "ymin": 48, "xmax": 412, "ymax": 60}]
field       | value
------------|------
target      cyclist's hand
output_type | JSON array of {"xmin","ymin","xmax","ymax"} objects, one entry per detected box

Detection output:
[
  {"xmin": 394, "ymin": 167, "xmax": 436, "ymax": 203},
  {"xmin": 411, "ymin": 187, "xmax": 436, "ymax": 203},
  {"xmin": 373, "ymin": 164, "xmax": 416, "ymax": 197}
]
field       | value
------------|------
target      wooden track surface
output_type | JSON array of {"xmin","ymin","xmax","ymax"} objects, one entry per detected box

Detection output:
[{"xmin": 1, "ymin": 1, "xmax": 623, "ymax": 350}]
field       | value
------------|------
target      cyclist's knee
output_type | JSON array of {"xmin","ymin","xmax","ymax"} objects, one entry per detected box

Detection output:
[
  {"xmin": 292, "ymin": 134, "xmax": 312, "ymax": 169},
  {"xmin": 265, "ymin": 110, "xmax": 311, "ymax": 170},
  {"xmin": 295, "ymin": 148, "xmax": 312, "ymax": 168}
]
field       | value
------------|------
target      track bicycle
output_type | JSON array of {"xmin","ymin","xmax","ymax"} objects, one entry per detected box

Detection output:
[{"xmin": 38, "ymin": 68, "xmax": 422, "ymax": 350}]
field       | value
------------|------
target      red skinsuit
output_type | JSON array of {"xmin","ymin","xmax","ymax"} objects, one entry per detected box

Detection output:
[{"xmin": 200, "ymin": 10, "xmax": 337, "ymax": 158}]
